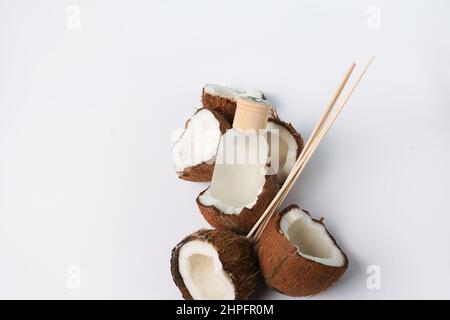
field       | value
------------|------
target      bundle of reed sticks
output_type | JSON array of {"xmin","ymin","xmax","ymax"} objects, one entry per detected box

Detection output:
[{"xmin": 247, "ymin": 57, "xmax": 375, "ymax": 243}]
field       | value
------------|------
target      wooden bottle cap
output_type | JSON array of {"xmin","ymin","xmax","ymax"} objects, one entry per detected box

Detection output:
[{"xmin": 233, "ymin": 96, "xmax": 272, "ymax": 131}]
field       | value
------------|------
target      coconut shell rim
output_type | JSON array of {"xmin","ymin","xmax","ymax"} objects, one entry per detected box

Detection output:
[
  {"xmin": 273, "ymin": 204, "xmax": 349, "ymax": 269},
  {"xmin": 267, "ymin": 117, "xmax": 304, "ymax": 159}
]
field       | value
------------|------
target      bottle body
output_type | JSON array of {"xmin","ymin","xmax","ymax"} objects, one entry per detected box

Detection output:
[
  {"xmin": 208, "ymin": 129, "xmax": 269, "ymax": 211},
  {"xmin": 206, "ymin": 96, "xmax": 273, "ymax": 214}
]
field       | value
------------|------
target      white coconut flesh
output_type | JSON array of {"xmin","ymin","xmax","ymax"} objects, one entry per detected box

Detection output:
[
  {"xmin": 203, "ymin": 83, "xmax": 263, "ymax": 100},
  {"xmin": 178, "ymin": 240, "xmax": 235, "ymax": 300},
  {"xmin": 266, "ymin": 121, "xmax": 299, "ymax": 182},
  {"xmin": 172, "ymin": 109, "xmax": 222, "ymax": 172},
  {"xmin": 199, "ymin": 129, "xmax": 269, "ymax": 215},
  {"xmin": 280, "ymin": 208, "xmax": 345, "ymax": 267}
]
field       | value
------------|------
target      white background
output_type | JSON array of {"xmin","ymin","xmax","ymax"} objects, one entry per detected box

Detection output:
[{"xmin": 1, "ymin": 0, "xmax": 449, "ymax": 299}]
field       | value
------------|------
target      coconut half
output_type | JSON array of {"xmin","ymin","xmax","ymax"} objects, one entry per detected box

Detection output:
[
  {"xmin": 197, "ymin": 130, "xmax": 279, "ymax": 234},
  {"xmin": 266, "ymin": 118, "xmax": 304, "ymax": 183},
  {"xmin": 171, "ymin": 229, "xmax": 259, "ymax": 300},
  {"xmin": 202, "ymin": 84, "xmax": 264, "ymax": 123},
  {"xmin": 172, "ymin": 108, "xmax": 230, "ymax": 182},
  {"xmin": 197, "ymin": 175, "xmax": 278, "ymax": 234},
  {"xmin": 258, "ymin": 205, "xmax": 348, "ymax": 296}
]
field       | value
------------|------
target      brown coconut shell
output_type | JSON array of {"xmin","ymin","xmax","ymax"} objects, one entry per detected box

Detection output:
[
  {"xmin": 268, "ymin": 117, "xmax": 304, "ymax": 160},
  {"xmin": 170, "ymin": 229, "xmax": 259, "ymax": 300},
  {"xmin": 177, "ymin": 108, "xmax": 231, "ymax": 182},
  {"xmin": 178, "ymin": 162, "xmax": 214, "ymax": 182},
  {"xmin": 201, "ymin": 90, "xmax": 237, "ymax": 124},
  {"xmin": 197, "ymin": 174, "xmax": 279, "ymax": 234},
  {"xmin": 258, "ymin": 204, "xmax": 348, "ymax": 296}
]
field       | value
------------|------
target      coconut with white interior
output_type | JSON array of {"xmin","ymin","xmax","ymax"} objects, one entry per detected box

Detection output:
[
  {"xmin": 267, "ymin": 118, "xmax": 304, "ymax": 184},
  {"xmin": 172, "ymin": 108, "xmax": 230, "ymax": 182},
  {"xmin": 258, "ymin": 204, "xmax": 348, "ymax": 296},
  {"xmin": 202, "ymin": 84, "xmax": 264, "ymax": 123},
  {"xmin": 170, "ymin": 229, "xmax": 259, "ymax": 300},
  {"xmin": 197, "ymin": 128, "xmax": 279, "ymax": 234}
]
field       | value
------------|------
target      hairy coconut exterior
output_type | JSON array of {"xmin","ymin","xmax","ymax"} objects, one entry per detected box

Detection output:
[
  {"xmin": 201, "ymin": 91, "xmax": 237, "ymax": 124},
  {"xmin": 258, "ymin": 204, "xmax": 348, "ymax": 296},
  {"xmin": 177, "ymin": 108, "xmax": 231, "ymax": 182},
  {"xmin": 178, "ymin": 162, "xmax": 214, "ymax": 182},
  {"xmin": 170, "ymin": 229, "xmax": 259, "ymax": 300},
  {"xmin": 268, "ymin": 117, "xmax": 304, "ymax": 160},
  {"xmin": 197, "ymin": 174, "xmax": 279, "ymax": 234}
]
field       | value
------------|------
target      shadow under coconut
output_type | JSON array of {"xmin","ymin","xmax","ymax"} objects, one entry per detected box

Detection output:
[{"xmin": 250, "ymin": 279, "xmax": 279, "ymax": 300}]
